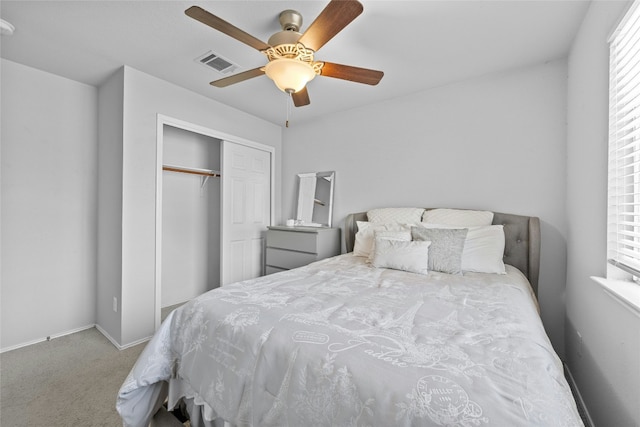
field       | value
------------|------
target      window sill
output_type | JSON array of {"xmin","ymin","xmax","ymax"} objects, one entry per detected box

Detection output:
[{"xmin": 591, "ymin": 276, "xmax": 640, "ymax": 316}]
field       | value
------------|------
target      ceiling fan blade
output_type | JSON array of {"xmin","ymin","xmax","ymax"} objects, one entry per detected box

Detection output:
[
  {"xmin": 298, "ymin": 0, "xmax": 363, "ymax": 52},
  {"xmin": 185, "ymin": 6, "xmax": 270, "ymax": 51},
  {"xmin": 292, "ymin": 87, "xmax": 311, "ymax": 107},
  {"xmin": 320, "ymin": 62, "xmax": 384, "ymax": 85},
  {"xmin": 210, "ymin": 68, "xmax": 265, "ymax": 88}
]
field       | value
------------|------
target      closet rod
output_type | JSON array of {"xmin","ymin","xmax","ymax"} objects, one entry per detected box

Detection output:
[{"xmin": 163, "ymin": 164, "xmax": 221, "ymax": 178}]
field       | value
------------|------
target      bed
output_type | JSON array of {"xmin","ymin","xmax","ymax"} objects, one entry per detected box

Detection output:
[{"xmin": 117, "ymin": 207, "xmax": 583, "ymax": 427}]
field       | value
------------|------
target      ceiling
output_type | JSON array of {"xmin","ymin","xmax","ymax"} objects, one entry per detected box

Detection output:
[{"xmin": 0, "ymin": 1, "xmax": 590, "ymax": 126}]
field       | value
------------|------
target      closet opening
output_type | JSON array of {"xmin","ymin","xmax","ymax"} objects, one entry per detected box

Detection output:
[
  {"xmin": 160, "ymin": 124, "xmax": 222, "ymax": 320},
  {"xmin": 154, "ymin": 114, "xmax": 275, "ymax": 330}
]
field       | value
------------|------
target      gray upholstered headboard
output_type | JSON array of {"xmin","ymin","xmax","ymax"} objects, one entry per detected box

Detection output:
[{"xmin": 344, "ymin": 209, "xmax": 541, "ymax": 296}]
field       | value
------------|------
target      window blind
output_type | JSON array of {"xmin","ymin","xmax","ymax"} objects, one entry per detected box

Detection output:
[{"xmin": 608, "ymin": 1, "xmax": 640, "ymax": 277}]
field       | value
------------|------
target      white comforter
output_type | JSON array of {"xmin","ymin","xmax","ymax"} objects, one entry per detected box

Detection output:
[{"xmin": 117, "ymin": 254, "xmax": 583, "ymax": 427}]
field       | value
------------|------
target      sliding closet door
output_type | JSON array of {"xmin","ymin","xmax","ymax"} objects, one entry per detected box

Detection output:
[{"xmin": 221, "ymin": 141, "xmax": 271, "ymax": 285}]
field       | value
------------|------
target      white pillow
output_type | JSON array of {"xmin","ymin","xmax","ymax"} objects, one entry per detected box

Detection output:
[
  {"xmin": 353, "ymin": 221, "xmax": 374, "ymax": 257},
  {"xmin": 367, "ymin": 207, "xmax": 425, "ymax": 224},
  {"xmin": 416, "ymin": 223, "xmax": 506, "ymax": 274},
  {"xmin": 462, "ymin": 225, "xmax": 506, "ymax": 274},
  {"xmin": 368, "ymin": 229, "xmax": 412, "ymax": 263},
  {"xmin": 353, "ymin": 222, "xmax": 410, "ymax": 257},
  {"xmin": 422, "ymin": 208, "xmax": 494, "ymax": 227},
  {"xmin": 371, "ymin": 239, "xmax": 431, "ymax": 275}
]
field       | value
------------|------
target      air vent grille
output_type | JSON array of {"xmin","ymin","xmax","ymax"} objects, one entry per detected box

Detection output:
[{"xmin": 196, "ymin": 51, "xmax": 239, "ymax": 74}]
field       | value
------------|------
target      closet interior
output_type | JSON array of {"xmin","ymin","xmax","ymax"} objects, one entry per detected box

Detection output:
[{"xmin": 161, "ymin": 125, "xmax": 222, "ymax": 310}]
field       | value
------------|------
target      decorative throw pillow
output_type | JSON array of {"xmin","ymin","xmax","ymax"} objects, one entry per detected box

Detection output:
[
  {"xmin": 411, "ymin": 226, "xmax": 467, "ymax": 274},
  {"xmin": 422, "ymin": 208, "xmax": 494, "ymax": 227},
  {"xmin": 416, "ymin": 223, "xmax": 506, "ymax": 274},
  {"xmin": 367, "ymin": 229, "xmax": 412, "ymax": 262},
  {"xmin": 367, "ymin": 207, "xmax": 425, "ymax": 224},
  {"xmin": 371, "ymin": 239, "xmax": 431, "ymax": 275},
  {"xmin": 353, "ymin": 222, "xmax": 409, "ymax": 257}
]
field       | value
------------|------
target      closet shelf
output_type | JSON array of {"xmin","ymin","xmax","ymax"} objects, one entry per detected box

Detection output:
[{"xmin": 163, "ymin": 164, "xmax": 221, "ymax": 178}]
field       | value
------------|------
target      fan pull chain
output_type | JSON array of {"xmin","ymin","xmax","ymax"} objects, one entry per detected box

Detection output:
[{"xmin": 285, "ymin": 91, "xmax": 292, "ymax": 128}]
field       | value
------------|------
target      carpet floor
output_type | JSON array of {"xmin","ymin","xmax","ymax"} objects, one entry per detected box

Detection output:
[
  {"xmin": 0, "ymin": 305, "xmax": 186, "ymax": 427},
  {"xmin": 1, "ymin": 327, "xmax": 145, "ymax": 426}
]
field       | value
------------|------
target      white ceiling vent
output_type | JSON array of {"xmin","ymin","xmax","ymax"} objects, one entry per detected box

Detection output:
[{"xmin": 196, "ymin": 51, "xmax": 239, "ymax": 75}]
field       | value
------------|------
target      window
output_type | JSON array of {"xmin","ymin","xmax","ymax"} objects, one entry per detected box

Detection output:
[{"xmin": 608, "ymin": 0, "xmax": 640, "ymax": 279}]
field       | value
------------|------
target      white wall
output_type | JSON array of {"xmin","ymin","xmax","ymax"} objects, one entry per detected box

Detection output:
[
  {"xmin": 1, "ymin": 59, "xmax": 98, "ymax": 351},
  {"xmin": 1, "ymin": 61, "xmax": 282, "ymax": 350},
  {"xmin": 161, "ymin": 126, "xmax": 221, "ymax": 307},
  {"xmin": 283, "ymin": 59, "xmax": 569, "ymax": 354},
  {"xmin": 566, "ymin": 1, "xmax": 640, "ymax": 426}
]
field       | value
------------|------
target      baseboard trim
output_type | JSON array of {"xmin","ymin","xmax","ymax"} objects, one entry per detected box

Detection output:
[
  {"xmin": 94, "ymin": 324, "xmax": 122, "ymax": 349},
  {"xmin": 564, "ymin": 363, "xmax": 595, "ymax": 427},
  {"xmin": 95, "ymin": 324, "xmax": 151, "ymax": 351},
  {"xmin": 0, "ymin": 323, "xmax": 96, "ymax": 354}
]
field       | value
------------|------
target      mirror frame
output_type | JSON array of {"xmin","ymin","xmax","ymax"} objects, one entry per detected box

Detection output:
[{"xmin": 296, "ymin": 171, "xmax": 335, "ymax": 227}]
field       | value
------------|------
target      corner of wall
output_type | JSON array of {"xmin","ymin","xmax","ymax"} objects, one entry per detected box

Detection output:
[{"xmin": 96, "ymin": 67, "xmax": 125, "ymax": 345}]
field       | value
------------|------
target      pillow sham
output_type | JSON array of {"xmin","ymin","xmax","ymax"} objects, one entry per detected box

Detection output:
[
  {"xmin": 461, "ymin": 225, "xmax": 506, "ymax": 274},
  {"xmin": 411, "ymin": 226, "xmax": 467, "ymax": 274},
  {"xmin": 367, "ymin": 207, "xmax": 425, "ymax": 224},
  {"xmin": 370, "ymin": 239, "xmax": 431, "ymax": 275},
  {"xmin": 422, "ymin": 208, "xmax": 493, "ymax": 227},
  {"xmin": 353, "ymin": 221, "xmax": 411, "ymax": 257},
  {"xmin": 416, "ymin": 223, "xmax": 506, "ymax": 274},
  {"xmin": 353, "ymin": 221, "xmax": 376, "ymax": 257}
]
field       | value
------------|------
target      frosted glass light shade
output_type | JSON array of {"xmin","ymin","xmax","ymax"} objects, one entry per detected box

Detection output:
[
  {"xmin": 264, "ymin": 58, "xmax": 316, "ymax": 93},
  {"xmin": 0, "ymin": 19, "xmax": 15, "ymax": 36}
]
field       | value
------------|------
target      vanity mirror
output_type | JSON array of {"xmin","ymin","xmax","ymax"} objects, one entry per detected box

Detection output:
[{"xmin": 295, "ymin": 171, "xmax": 335, "ymax": 227}]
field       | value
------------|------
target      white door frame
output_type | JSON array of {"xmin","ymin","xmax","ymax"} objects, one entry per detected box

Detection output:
[{"xmin": 154, "ymin": 114, "xmax": 275, "ymax": 330}]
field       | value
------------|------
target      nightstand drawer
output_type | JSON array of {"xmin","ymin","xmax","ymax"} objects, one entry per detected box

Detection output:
[
  {"xmin": 265, "ymin": 265, "xmax": 287, "ymax": 275},
  {"xmin": 264, "ymin": 226, "xmax": 340, "ymax": 274},
  {"xmin": 266, "ymin": 247, "xmax": 318, "ymax": 270},
  {"xmin": 266, "ymin": 229, "xmax": 318, "ymax": 253}
]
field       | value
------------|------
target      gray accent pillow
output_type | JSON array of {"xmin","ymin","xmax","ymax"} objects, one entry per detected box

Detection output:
[{"xmin": 411, "ymin": 226, "xmax": 468, "ymax": 274}]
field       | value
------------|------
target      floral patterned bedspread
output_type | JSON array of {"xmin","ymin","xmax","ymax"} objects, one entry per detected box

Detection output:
[{"xmin": 117, "ymin": 254, "xmax": 583, "ymax": 427}]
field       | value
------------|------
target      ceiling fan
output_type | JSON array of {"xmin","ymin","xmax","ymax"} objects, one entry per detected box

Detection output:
[{"xmin": 185, "ymin": 0, "xmax": 384, "ymax": 108}]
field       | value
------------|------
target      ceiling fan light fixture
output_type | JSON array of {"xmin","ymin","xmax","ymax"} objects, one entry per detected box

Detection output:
[
  {"xmin": 0, "ymin": 19, "xmax": 15, "ymax": 36},
  {"xmin": 187, "ymin": 1, "xmax": 383, "ymax": 108},
  {"xmin": 267, "ymin": 30, "xmax": 302, "ymax": 47},
  {"xmin": 264, "ymin": 58, "xmax": 317, "ymax": 93}
]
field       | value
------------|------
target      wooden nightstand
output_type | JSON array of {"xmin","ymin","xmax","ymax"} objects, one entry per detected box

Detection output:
[{"xmin": 265, "ymin": 226, "xmax": 341, "ymax": 274}]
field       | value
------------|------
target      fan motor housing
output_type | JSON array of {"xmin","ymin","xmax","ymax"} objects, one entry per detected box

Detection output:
[
  {"xmin": 268, "ymin": 10, "xmax": 303, "ymax": 46},
  {"xmin": 278, "ymin": 9, "xmax": 302, "ymax": 32}
]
